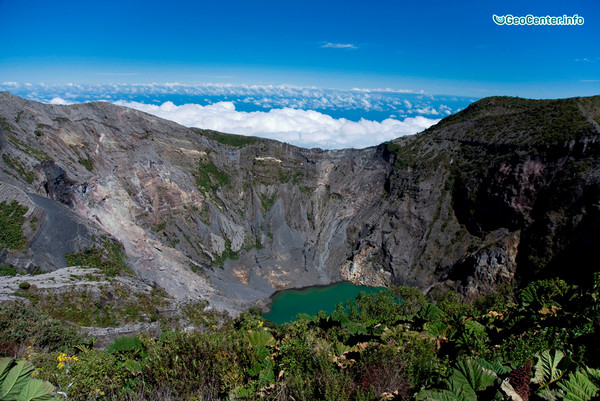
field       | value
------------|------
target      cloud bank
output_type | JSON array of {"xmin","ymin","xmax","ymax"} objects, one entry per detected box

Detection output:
[
  {"xmin": 0, "ymin": 82, "xmax": 472, "ymax": 149},
  {"xmin": 48, "ymin": 97, "xmax": 70, "ymax": 105},
  {"xmin": 115, "ymin": 100, "xmax": 438, "ymax": 149},
  {"xmin": 0, "ymin": 82, "xmax": 470, "ymax": 118}
]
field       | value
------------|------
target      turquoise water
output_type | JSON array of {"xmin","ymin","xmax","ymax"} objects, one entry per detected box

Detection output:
[{"xmin": 262, "ymin": 282, "xmax": 383, "ymax": 324}]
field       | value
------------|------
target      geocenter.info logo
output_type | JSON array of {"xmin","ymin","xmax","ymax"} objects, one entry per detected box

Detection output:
[{"xmin": 493, "ymin": 14, "xmax": 584, "ymax": 26}]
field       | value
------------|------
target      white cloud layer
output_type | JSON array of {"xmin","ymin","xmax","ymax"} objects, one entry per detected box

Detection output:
[
  {"xmin": 48, "ymin": 97, "xmax": 70, "ymax": 105},
  {"xmin": 0, "ymin": 82, "xmax": 470, "ymax": 118},
  {"xmin": 321, "ymin": 42, "xmax": 358, "ymax": 49},
  {"xmin": 0, "ymin": 82, "xmax": 472, "ymax": 149},
  {"xmin": 115, "ymin": 100, "xmax": 438, "ymax": 149}
]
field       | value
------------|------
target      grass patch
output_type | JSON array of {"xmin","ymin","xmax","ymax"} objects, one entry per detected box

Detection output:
[
  {"xmin": 29, "ymin": 215, "xmax": 38, "ymax": 231},
  {"xmin": 78, "ymin": 155, "xmax": 94, "ymax": 171},
  {"xmin": 7, "ymin": 134, "xmax": 52, "ymax": 161},
  {"xmin": 193, "ymin": 128, "xmax": 257, "ymax": 148},
  {"xmin": 65, "ymin": 239, "xmax": 132, "ymax": 277},
  {"xmin": 260, "ymin": 193, "xmax": 277, "ymax": 212},
  {"xmin": 0, "ymin": 265, "xmax": 17, "ymax": 276},
  {"xmin": 0, "ymin": 200, "xmax": 28, "ymax": 249},
  {"xmin": 194, "ymin": 159, "xmax": 230, "ymax": 197},
  {"xmin": 2, "ymin": 154, "xmax": 35, "ymax": 183},
  {"xmin": 298, "ymin": 186, "xmax": 311, "ymax": 195},
  {"xmin": 151, "ymin": 221, "xmax": 167, "ymax": 232},
  {"xmin": 291, "ymin": 170, "xmax": 304, "ymax": 185},
  {"xmin": 278, "ymin": 168, "xmax": 290, "ymax": 183},
  {"xmin": 0, "ymin": 117, "xmax": 13, "ymax": 134}
]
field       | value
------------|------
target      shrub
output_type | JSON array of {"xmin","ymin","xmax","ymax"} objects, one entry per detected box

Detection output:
[
  {"xmin": 0, "ymin": 301, "xmax": 85, "ymax": 352},
  {"xmin": 18, "ymin": 281, "xmax": 31, "ymax": 290},
  {"xmin": 142, "ymin": 330, "xmax": 249, "ymax": 399},
  {"xmin": 55, "ymin": 349, "xmax": 135, "ymax": 400}
]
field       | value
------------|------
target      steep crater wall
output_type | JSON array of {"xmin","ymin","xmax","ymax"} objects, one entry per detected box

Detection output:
[{"xmin": 1, "ymin": 92, "xmax": 599, "ymax": 311}]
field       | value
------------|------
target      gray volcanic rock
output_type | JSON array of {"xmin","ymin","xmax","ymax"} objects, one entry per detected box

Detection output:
[{"xmin": 1, "ymin": 92, "xmax": 599, "ymax": 312}]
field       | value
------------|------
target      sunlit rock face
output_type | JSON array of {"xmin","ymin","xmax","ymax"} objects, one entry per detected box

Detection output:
[{"xmin": 1, "ymin": 92, "xmax": 599, "ymax": 311}]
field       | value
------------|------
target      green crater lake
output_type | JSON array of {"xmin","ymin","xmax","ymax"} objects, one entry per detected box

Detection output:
[{"xmin": 263, "ymin": 282, "xmax": 383, "ymax": 324}]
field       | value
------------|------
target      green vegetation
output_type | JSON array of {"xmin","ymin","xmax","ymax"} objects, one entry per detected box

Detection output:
[
  {"xmin": 386, "ymin": 140, "xmax": 419, "ymax": 171},
  {"xmin": 78, "ymin": 155, "xmax": 94, "ymax": 171},
  {"xmin": 251, "ymin": 157, "xmax": 290, "ymax": 186},
  {"xmin": 0, "ymin": 117, "xmax": 13, "ymax": 133},
  {"xmin": 2, "ymin": 153, "xmax": 35, "ymax": 183},
  {"xmin": 278, "ymin": 168, "xmax": 289, "ymax": 183},
  {"xmin": 212, "ymin": 238, "xmax": 239, "ymax": 266},
  {"xmin": 386, "ymin": 139, "xmax": 449, "ymax": 175},
  {"xmin": 193, "ymin": 128, "xmax": 258, "ymax": 148},
  {"xmin": 14, "ymin": 283, "xmax": 170, "ymax": 328},
  {"xmin": 0, "ymin": 357, "xmax": 57, "ymax": 401},
  {"xmin": 196, "ymin": 202, "xmax": 211, "ymax": 226},
  {"xmin": 7, "ymin": 134, "xmax": 52, "ymax": 162},
  {"xmin": 181, "ymin": 300, "xmax": 228, "ymax": 328},
  {"xmin": 0, "ymin": 200, "xmax": 29, "ymax": 249},
  {"xmin": 244, "ymin": 238, "xmax": 264, "ymax": 252},
  {"xmin": 194, "ymin": 158, "xmax": 230, "ymax": 197},
  {"xmin": 65, "ymin": 239, "xmax": 132, "ymax": 277},
  {"xmin": 29, "ymin": 215, "xmax": 39, "ymax": 232},
  {"xmin": 18, "ymin": 281, "xmax": 31, "ymax": 290},
  {"xmin": 0, "ymin": 264, "xmax": 17, "ymax": 276},
  {"xmin": 3, "ymin": 273, "xmax": 600, "ymax": 400},
  {"xmin": 259, "ymin": 192, "xmax": 277, "ymax": 213},
  {"xmin": 291, "ymin": 170, "xmax": 304, "ymax": 185},
  {"xmin": 150, "ymin": 221, "xmax": 166, "ymax": 232},
  {"xmin": 298, "ymin": 185, "xmax": 312, "ymax": 195},
  {"xmin": 0, "ymin": 301, "xmax": 85, "ymax": 351},
  {"xmin": 429, "ymin": 96, "xmax": 597, "ymax": 147}
]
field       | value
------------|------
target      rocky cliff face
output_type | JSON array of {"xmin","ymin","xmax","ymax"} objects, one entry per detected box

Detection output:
[{"xmin": 1, "ymin": 92, "xmax": 598, "ymax": 311}]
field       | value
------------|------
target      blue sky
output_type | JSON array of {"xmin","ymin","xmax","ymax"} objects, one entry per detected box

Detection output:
[
  {"xmin": 1, "ymin": 0, "xmax": 598, "ymax": 98},
  {"xmin": 0, "ymin": 1, "xmax": 598, "ymax": 149}
]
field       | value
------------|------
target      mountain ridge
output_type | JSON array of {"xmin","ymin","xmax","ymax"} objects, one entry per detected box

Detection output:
[{"xmin": 1, "ymin": 91, "xmax": 598, "ymax": 313}]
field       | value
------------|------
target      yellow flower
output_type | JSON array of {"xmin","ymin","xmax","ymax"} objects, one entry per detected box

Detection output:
[
  {"xmin": 57, "ymin": 362, "xmax": 65, "ymax": 370},
  {"xmin": 57, "ymin": 353, "xmax": 78, "ymax": 364},
  {"xmin": 258, "ymin": 321, "xmax": 264, "ymax": 327}
]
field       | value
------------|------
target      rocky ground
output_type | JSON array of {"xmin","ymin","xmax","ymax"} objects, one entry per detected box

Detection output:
[{"xmin": 1, "ymin": 92, "xmax": 599, "ymax": 318}]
